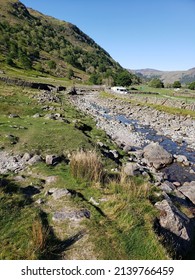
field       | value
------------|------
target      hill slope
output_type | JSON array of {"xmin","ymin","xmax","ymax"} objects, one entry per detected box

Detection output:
[
  {"xmin": 0, "ymin": 0, "xmax": 137, "ymax": 84},
  {"xmin": 129, "ymin": 68, "xmax": 195, "ymax": 84}
]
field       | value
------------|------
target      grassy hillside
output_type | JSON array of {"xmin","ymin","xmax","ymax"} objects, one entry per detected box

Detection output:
[{"xmin": 0, "ymin": 0, "xmax": 139, "ymax": 85}]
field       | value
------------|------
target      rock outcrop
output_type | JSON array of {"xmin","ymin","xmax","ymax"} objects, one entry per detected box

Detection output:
[{"xmin": 155, "ymin": 197, "xmax": 194, "ymax": 256}]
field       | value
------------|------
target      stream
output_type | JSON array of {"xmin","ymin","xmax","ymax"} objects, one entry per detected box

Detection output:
[{"xmin": 73, "ymin": 95, "xmax": 195, "ymax": 184}]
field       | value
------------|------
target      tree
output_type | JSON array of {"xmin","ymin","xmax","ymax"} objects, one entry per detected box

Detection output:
[
  {"xmin": 19, "ymin": 53, "xmax": 32, "ymax": 69},
  {"xmin": 172, "ymin": 81, "xmax": 181, "ymax": 88},
  {"xmin": 115, "ymin": 70, "xmax": 132, "ymax": 87},
  {"xmin": 188, "ymin": 81, "xmax": 195, "ymax": 90},
  {"xmin": 98, "ymin": 63, "xmax": 106, "ymax": 73},
  {"xmin": 67, "ymin": 68, "xmax": 74, "ymax": 79},
  {"xmin": 89, "ymin": 73, "xmax": 102, "ymax": 85},
  {"xmin": 34, "ymin": 62, "xmax": 43, "ymax": 72},
  {"xmin": 9, "ymin": 42, "xmax": 18, "ymax": 59},
  {"xmin": 6, "ymin": 56, "xmax": 14, "ymax": 66},
  {"xmin": 148, "ymin": 78, "xmax": 164, "ymax": 88},
  {"xmin": 47, "ymin": 60, "xmax": 56, "ymax": 69}
]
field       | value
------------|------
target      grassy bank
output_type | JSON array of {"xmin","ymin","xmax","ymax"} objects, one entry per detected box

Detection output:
[{"xmin": 100, "ymin": 91, "xmax": 195, "ymax": 118}]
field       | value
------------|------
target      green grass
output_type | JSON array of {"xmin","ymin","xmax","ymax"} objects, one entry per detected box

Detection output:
[
  {"xmin": 85, "ymin": 176, "xmax": 169, "ymax": 260},
  {"xmin": 0, "ymin": 178, "xmax": 46, "ymax": 259},
  {"xmin": 0, "ymin": 65, "xmax": 75, "ymax": 87},
  {"xmin": 0, "ymin": 82, "xmax": 97, "ymax": 154}
]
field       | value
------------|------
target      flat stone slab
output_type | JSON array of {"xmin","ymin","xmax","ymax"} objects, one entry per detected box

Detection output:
[{"xmin": 52, "ymin": 209, "xmax": 90, "ymax": 222}]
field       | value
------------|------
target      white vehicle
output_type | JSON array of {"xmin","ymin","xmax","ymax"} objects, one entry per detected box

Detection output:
[{"xmin": 111, "ymin": 86, "xmax": 128, "ymax": 94}]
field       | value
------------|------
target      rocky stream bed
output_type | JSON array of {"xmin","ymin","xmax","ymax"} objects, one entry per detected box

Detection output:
[{"xmin": 70, "ymin": 91, "xmax": 195, "ymax": 257}]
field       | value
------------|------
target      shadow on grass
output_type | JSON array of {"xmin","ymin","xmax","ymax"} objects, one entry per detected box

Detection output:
[
  {"xmin": 39, "ymin": 211, "xmax": 86, "ymax": 260},
  {"xmin": 0, "ymin": 177, "xmax": 86, "ymax": 260},
  {"xmin": 67, "ymin": 188, "xmax": 107, "ymax": 218}
]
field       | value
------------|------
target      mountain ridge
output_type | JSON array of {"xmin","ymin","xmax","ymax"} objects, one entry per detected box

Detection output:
[{"xmin": 129, "ymin": 67, "xmax": 195, "ymax": 84}]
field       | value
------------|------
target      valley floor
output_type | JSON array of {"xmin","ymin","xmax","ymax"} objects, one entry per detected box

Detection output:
[{"xmin": 1, "ymin": 82, "xmax": 195, "ymax": 260}]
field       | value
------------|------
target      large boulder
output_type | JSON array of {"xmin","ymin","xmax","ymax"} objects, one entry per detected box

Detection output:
[
  {"xmin": 143, "ymin": 142, "xmax": 173, "ymax": 169},
  {"xmin": 178, "ymin": 181, "xmax": 195, "ymax": 205},
  {"xmin": 155, "ymin": 197, "xmax": 194, "ymax": 255}
]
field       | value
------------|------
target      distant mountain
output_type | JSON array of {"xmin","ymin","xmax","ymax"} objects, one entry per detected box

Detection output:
[
  {"xmin": 129, "ymin": 68, "xmax": 195, "ymax": 85},
  {"xmin": 0, "ymin": 0, "xmax": 139, "ymax": 84}
]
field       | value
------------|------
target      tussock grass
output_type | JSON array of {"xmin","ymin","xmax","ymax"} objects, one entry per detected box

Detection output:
[
  {"xmin": 70, "ymin": 150, "xmax": 103, "ymax": 182},
  {"xmin": 32, "ymin": 220, "xmax": 49, "ymax": 254},
  {"xmin": 110, "ymin": 168, "xmax": 150, "ymax": 200}
]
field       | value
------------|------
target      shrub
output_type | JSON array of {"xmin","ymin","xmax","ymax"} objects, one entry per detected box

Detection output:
[
  {"xmin": 188, "ymin": 81, "xmax": 195, "ymax": 90},
  {"xmin": 148, "ymin": 78, "xmax": 164, "ymax": 88},
  {"xmin": 172, "ymin": 81, "xmax": 181, "ymax": 88},
  {"xmin": 70, "ymin": 150, "xmax": 103, "ymax": 182},
  {"xmin": 47, "ymin": 60, "xmax": 56, "ymax": 69},
  {"xmin": 6, "ymin": 56, "xmax": 14, "ymax": 66}
]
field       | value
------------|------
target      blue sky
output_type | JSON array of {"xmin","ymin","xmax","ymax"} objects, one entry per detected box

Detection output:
[{"xmin": 21, "ymin": 0, "xmax": 195, "ymax": 71}]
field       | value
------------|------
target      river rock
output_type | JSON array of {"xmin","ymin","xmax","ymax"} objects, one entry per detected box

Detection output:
[
  {"xmin": 22, "ymin": 152, "xmax": 31, "ymax": 162},
  {"xmin": 123, "ymin": 162, "xmax": 141, "ymax": 176},
  {"xmin": 178, "ymin": 181, "xmax": 195, "ymax": 204},
  {"xmin": 48, "ymin": 188, "xmax": 58, "ymax": 195},
  {"xmin": 108, "ymin": 150, "xmax": 119, "ymax": 159},
  {"xmin": 27, "ymin": 154, "xmax": 42, "ymax": 165},
  {"xmin": 35, "ymin": 198, "xmax": 44, "ymax": 204},
  {"xmin": 45, "ymin": 176, "xmax": 58, "ymax": 184},
  {"xmin": 159, "ymin": 181, "xmax": 175, "ymax": 193},
  {"xmin": 143, "ymin": 142, "xmax": 173, "ymax": 169},
  {"xmin": 52, "ymin": 188, "xmax": 71, "ymax": 200},
  {"xmin": 33, "ymin": 113, "xmax": 41, "ymax": 118},
  {"xmin": 175, "ymin": 155, "xmax": 188, "ymax": 164},
  {"xmin": 45, "ymin": 155, "xmax": 61, "ymax": 165},
  {"xmin": 9, "ymin": 114, "xmax": 20, "ymax": 118}
]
